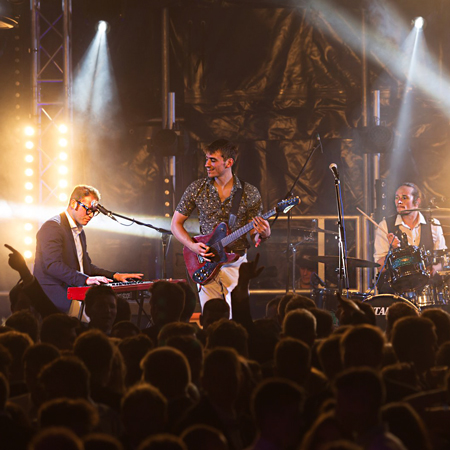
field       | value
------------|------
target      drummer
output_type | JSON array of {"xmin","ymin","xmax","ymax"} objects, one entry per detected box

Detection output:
[{"xmin": 374, "ymin": 182, "xmax": 446, "ymax": 291}]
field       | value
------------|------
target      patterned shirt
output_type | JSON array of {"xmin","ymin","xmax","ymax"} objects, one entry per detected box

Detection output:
[{"xmin": 175, "ymin": 175, "xmax": 263, "ymax": 252}]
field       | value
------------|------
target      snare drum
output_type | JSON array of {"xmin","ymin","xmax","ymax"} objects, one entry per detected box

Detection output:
[
  {"xmin": 387, "ymin": 246, "xmax": 429, "ymax": 292},
  {"xmin": 363, "ymin": 294, "xmax": 419, "ymax": 330}
]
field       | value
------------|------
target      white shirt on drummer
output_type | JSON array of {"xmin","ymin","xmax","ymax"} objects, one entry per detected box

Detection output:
[
  {"xmin": 373, "ymin": 212, "xmax": 447, "ymax": 261},
  {"xmin": 64, "ymin": 210, "xmax": 84, "ymax": 274}
]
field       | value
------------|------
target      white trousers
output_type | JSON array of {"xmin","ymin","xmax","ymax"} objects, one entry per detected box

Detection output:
[{"xmin": 198, "ymin": 254, "xmax": 247, "ymax": 317}]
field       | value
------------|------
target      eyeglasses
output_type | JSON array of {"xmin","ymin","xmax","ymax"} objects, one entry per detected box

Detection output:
[{"xmin": 76, "ymin": 200, "xmax": 99, "ymax": 217}]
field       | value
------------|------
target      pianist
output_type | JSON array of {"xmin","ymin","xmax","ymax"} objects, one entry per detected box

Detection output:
[{"xmin": 34, "ymin": 185, "xmax": 143, "ymax": 313}]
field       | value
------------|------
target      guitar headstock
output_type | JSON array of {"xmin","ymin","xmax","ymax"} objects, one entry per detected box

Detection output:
[{"xmin": 277, "ymin": 197, "xmax": 300, "ymax": 214}]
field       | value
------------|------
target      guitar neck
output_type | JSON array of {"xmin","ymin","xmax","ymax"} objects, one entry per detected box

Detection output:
[{"xmin": 221, "ymin": 208, "xmax": 276, "ymax": 248}]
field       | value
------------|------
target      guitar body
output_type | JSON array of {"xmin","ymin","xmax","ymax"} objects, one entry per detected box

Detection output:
[
  {"xmin": 183, "ymin": 222, "xmax": 239, "ymax": 285},
  {"xmin": 183, "ymin": 196, "xmax": 300, "ymax": 285}
]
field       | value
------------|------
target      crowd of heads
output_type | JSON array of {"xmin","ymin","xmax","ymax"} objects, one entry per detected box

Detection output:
[{"xmin": 3, "ymin": 271, "xmax": 450, "ymax": 450}]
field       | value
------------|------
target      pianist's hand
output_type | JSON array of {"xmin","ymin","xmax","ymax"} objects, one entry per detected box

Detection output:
[
  {"xmin": 113, "ymin": 273, "xmax": 144, "ymax": 283},
  {"xmin": 86, "ymin": 276, "xmax": 113, "ymax": 285}
]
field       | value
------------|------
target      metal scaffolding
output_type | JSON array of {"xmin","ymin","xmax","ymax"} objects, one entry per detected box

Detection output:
[{"xmin": 31, "ymin": 0, "xmax": 72, "ymax": 205}]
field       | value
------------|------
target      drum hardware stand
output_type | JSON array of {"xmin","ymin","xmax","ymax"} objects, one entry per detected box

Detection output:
[
  {"xmin": 290, "ymin": 235, "xmax": 315, "ymax": 293},
  {"xmin": 329, "ymin": 164, "xmax": 349, "ymax": 294},
  {"xmin": 270, "ymin": 135, "xmax": 323, "ymax": 294}
]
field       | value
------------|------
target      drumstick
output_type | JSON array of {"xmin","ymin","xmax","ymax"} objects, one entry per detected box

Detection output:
[{"xmin": 356, "ymin": 207, "xmax": 390, "ymax": 237}]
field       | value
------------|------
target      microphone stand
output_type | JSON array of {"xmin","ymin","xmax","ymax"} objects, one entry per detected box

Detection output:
[
  {"xmin": 97, "ymin": 207, "xmax": 173, "ymax": 279},
  {"xmin": 331, "ymin": 172, "xmax": 350, "ymax": 294},
  {"xmin": 282, "ymin": 137, "xmax": 323, "ymax": 293}
]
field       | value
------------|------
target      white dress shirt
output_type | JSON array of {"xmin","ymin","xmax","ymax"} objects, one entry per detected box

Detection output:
[
  {"xmin": 374, "ymin": 213, "xmax": 447, "ymax": 261},
  {"xmin": 65, "ymin": 210, "xmax": 85, "ymax": 274}
]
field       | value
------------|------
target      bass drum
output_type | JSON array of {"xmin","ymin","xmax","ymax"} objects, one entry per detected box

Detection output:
[
  {"xmin": 311, "ymin": 288, "xmax": 368, "ymax": 312},
  {"xmin": 363, "ymin": 294, "xmax": 419, "ymax": 331}
]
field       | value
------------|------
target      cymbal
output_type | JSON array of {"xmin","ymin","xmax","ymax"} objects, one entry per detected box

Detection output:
[
  {"xmin": 403, "ymin": 207, "xmax": 450, "ymax": 213},
  {"xmin": 296, "ymin": 226, "xmax": 338, "ymax": 236},
  {"xmin": 304, "ymin": 254, "xmax": 380, "ymax": 268}
]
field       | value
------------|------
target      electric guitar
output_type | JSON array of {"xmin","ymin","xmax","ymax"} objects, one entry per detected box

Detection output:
[{"xmin": 183, "ymin": 197, "xmax": 300, "ymax": 285}]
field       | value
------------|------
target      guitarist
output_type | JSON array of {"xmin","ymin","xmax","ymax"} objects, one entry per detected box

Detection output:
[{"xmin": 171, "ymin": 139, "xmax": 271, "ymax": 314}]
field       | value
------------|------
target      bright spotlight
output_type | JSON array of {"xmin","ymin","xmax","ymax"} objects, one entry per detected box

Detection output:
[
  {"xmin": 58, "ymin": 165, "xmax": 68, "ymax": 175},
  {"xmin": 25, "ymin": 154, "xmax": 34, "ymax": 163},
  {"xmin": 413, "ymin": 17, "xmax": 425, "ymax": 29},
  {"xmin": 58, "ymin": 124, "xmax": 68, "ymax": 134},
  {"xmin": 24, "ymin": 126, "xmax": 35, "ymax": 136},
  {"xmin": 58, "ymin": 138, "xmax": 68, "ymax": 147},
  {"xmin": 59, "ymin": 193, "xmax": 68, "ymax": 202},
  {"xmin": 97, "ymin": 21, "xmax": 109, "ymax": 33},
  {"xmin": 25, "ymin": 141, "xmax": 34, "ymax": 149},
  {"xmin": 24, "ymin": 250, "xmax": 32, "ymax": 259},
  {"xmin": 24, "ymin": 237, "xmax": 33, "ymax": 245},
  {"xmin": 25, "ymin": 195, "xmax": 33, "ymax": 204},
  {"xmin": 25, "ymin": 168, "xmax": 33, "ymax": 176},
  {"xmin": 24, "ymin": 223, "xmax": 33, "ymax": 231},
  {"xmin": 59, "ymin": 152, "xmax": 68, "ymax": 161},
  {"xmin": 25, "ymin": 182, "xmax": 33, "ymax": 190},
  {"xmin": 59, "ymin": 179, "xmax": 68, "ymax": 188}
]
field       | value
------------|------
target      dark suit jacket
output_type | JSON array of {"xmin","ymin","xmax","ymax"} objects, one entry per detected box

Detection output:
[{"xmin": 34, "ymin": 213, "xmax": 116, "ymax": 312}]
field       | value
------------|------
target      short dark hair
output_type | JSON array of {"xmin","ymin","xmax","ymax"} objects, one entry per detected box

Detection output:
[
  {"xmin": 70, "ymin": 185, "xmax": 101, "ymax": 202},
  {"xmin": 84, "ymin": 285, "xmax": 117, "ymax": 312},
  {"xmin": 204, "ymin": 139, "xmax": 238, "ymax": 163}
]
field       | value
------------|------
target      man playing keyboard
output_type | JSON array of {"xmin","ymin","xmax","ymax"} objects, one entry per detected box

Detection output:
[{"xmin": 34, "ymin": 185, "xmax": 143, "ymax": 313}]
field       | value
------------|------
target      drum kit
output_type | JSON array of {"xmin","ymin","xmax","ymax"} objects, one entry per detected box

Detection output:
[{"xmin": 299, "ymin": 206, "xmax": 450, "ymax": 330}]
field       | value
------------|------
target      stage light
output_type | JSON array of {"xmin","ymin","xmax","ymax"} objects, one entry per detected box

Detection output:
[
  {"xmin": 25, "ymin": 168, "xmax": 33, "ymax": 176},
  {"xmin": 25, "ymin": 154, "xmax": 34, "ymax": 163},
  {"xmin": 25, "ymin": 141, "xmax": 34, "ymax": 149},
  {"xmin": 24, "ymin": 223, "xmax": 33, "ymax": 231},
  {"xmin": 413, "ymin": 17, "xmax": 424, "ymax": 30},
  {"xmin": 25, "ymin": 195, "xmax": 33, "ymax": 204},
  {"xmin": 25, "ymin": 182, "xmax": 33, "ymax": 190},
  {"xmin": 58, "ymin": 138, "xmax": 68, "ymax": 147},
  {"xmin": 24, "ymin": 250, "xmax": 32, "ymax": 259},
  {"xmin": 24, "ymin": 237, "xmax": 33, "ymax": 245},
  {"xmin": 58, "ymin": 124, "xmax": 68, "ymax": 133},
  {"xmin": 59, "ymin": 152, "xmax": 68, "ymax": 160},
  {"xmin": 24, "ymin": 126, "xmax": 35, "ymax": 136},
  {"xmin": 59, "ymin": 193, "xmax": 68, "ymax": 202},
  {"xmin": 58, "ymin": 165, "xmax": 68, "ymax": 175},
  {"xmin": 59, "ymin": 179, "xmax": 68, "ymax": 188},
  {"xmin": 97, "ymin": 20, "xmax": 109, "ymax": 33}
]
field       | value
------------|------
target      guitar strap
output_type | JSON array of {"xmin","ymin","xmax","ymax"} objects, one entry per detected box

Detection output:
[{"xmin": 228, "ymin": 181, "xmax": 245, "ymax": 228}]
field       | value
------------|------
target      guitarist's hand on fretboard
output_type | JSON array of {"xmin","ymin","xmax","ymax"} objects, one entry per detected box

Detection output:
[{"xmin": 252, "ymin": 216, "xmax": 271, "ymax": 247}]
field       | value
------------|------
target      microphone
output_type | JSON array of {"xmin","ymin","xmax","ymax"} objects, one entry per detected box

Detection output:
[
  {"xmin": 317, "ymin": 133, "xmax": 323, "ymax": 153},
  {"xmin": 329, "ymin": 163, "xmax": 339, "ymax": 180},
  {"xmin": 91, "ymin": 200, "xmax": 118, "ymax": 222}
]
